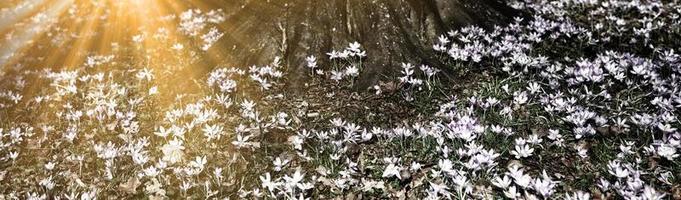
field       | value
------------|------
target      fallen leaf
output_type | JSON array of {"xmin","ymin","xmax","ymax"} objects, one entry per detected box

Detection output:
[{"xmin": 118, "ymin": 176, "xmax": 141, "ymax": 194}]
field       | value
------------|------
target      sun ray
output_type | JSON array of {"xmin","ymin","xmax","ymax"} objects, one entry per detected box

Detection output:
[
  {"xmin": 59, "ymin": 1, "xmax": 105, "ymax": 69},
  {"xmin": 0, "ymin": 0, "xmax": 48, "ymax": 32},
  {"xmin": 0, "ymin": 0, "xmax": 73, "ymax": 68},
  {"xmin": 0, "ymin": 0, "xmax": 280, "ymax": 109}
]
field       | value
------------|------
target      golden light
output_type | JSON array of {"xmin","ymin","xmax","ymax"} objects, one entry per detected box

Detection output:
[
  {"xmin": 119, "ymin": 0, "xmax": 149, "ymax": 6},
  {"xmin": 0, "ymin": 0, "xmax": 73, "ymax": 67},
  {"xmin": 0, "ymin": 0, "xmax": 239, "ymax": 108}
]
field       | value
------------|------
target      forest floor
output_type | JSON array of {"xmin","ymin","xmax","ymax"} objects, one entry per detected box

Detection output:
[{"xmin": 1, "ymin": 0, "xmax": 681, "ymax": 199}]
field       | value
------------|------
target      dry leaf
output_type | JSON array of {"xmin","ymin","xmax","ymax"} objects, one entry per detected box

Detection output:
[{"xmin": 118, "ymin": 176, "xmax": 141, "ymax": 194}]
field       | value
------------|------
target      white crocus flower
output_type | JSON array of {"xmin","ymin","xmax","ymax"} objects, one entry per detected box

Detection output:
[
  {"xmin": 511, "ymin": 144, "xmax": 534, "ymax": 158},
  {"xmin": 382, "ymin": 163, "xmax": 401, "ymax": 179},
  {"xmin": 504, "ymin": 186, "xmax": 521, "ymax": 199},
  {"xmin": 491, "ymin": 175, "xmax": 512, "ymax": 189}
]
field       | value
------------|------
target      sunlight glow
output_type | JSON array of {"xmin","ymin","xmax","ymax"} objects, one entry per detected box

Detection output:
[
  {"xmin": 0, "ymin": 0, "xmax": 240, "ymax": 111},
  {"xmin": 0, "ymin": 0, "xmax": 72, "ymax": 67}
]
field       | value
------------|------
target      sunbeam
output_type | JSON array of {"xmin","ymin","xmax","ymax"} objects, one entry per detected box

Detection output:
[
  {"xmin": 0, "ymin": 0, "xmax": 48, "ymax": 32},
  {"xmin": 0, "ymin": 0, "xmax": 72, "ymax": 67}
]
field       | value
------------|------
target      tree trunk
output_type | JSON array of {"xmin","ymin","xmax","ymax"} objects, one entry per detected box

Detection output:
[{"xmin": 204, "ymin": 0, "xmax": 519, "ymax": 89}]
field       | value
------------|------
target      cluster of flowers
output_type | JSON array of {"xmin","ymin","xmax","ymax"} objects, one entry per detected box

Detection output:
[
  {"xmin": 179, "ymin": 9, "xmax": 226, "ymax": 51},
  {"xmin": 322, "ymin": 42, "xmax": 366, "ymax": 84},
  {"xmin": 0, "ymin": 52, "xmax": 298, "ymax": 199},
  {"xmin": 429, "ymin": 0, "xmax": 680, "ymax": 198}
]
